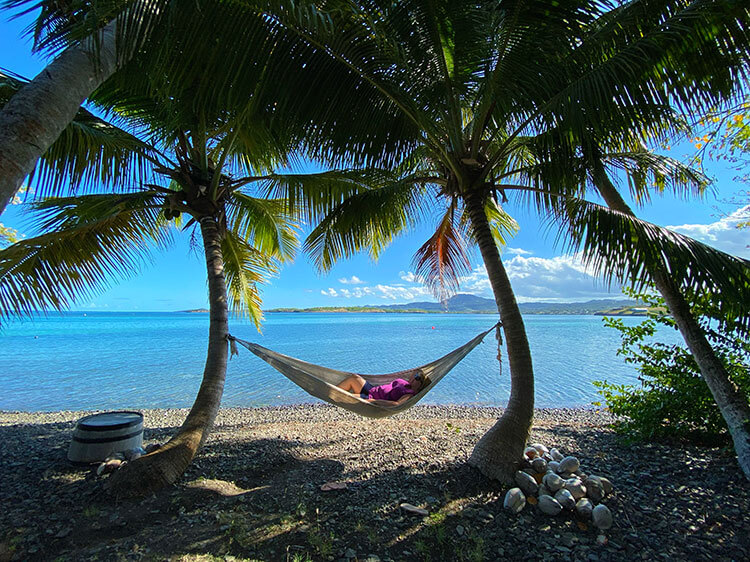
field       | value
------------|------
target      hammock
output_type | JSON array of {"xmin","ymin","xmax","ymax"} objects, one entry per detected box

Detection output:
[{"xmin": 228, "ymin": 322, "xmax": 500, "ymax": 419}]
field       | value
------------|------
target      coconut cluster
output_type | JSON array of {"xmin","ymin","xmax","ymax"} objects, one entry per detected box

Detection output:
[{"xmin": 503, "ymin": 443, "xmax": 614, "ymax": 531}]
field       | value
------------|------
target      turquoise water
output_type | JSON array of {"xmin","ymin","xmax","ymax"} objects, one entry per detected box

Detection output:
[{"xmin": 0, "ymin": 312, "xmax": 681, "ymax": 411}]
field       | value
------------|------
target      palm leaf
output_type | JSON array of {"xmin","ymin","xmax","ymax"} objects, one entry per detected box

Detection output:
[
  {"xmin": 0, "ymin": 68, "xmax": 160, "ymax": 199},
  {"xmin": 554, "ymin": 198, "xmax": 750, "ymax": 331},
  {"xmin": 221, "ymin": 229, "xmax": 278, "ymax": 329},
  {"xmin": 413, "ymin": 203, "xmax": 471, "ymax": 303},
  {"xmin": 0, "ymin": 191, "xmax": 171, "ymax": 323},
  {"xmin": 304, "ymin": 175, "xmax": 428, "ymax": 272},
  {"xmin": 226, "ymin": 193, "xmax": 298, "ymax": 261}
]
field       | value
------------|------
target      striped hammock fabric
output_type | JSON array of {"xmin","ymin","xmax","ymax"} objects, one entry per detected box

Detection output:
[{"xmin": 229, "ymin": 323, "xmax": 499, "ymax": 418}]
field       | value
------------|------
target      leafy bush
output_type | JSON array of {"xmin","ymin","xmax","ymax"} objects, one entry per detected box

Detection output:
[{"xmin": 594, "ymin": 289, "xmax": 750, "ymax": 445}]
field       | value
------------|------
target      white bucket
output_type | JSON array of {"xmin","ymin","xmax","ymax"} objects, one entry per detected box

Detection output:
[{"xmin": 67, "ymin": 411, "xmax": 144, "ymax": 464}]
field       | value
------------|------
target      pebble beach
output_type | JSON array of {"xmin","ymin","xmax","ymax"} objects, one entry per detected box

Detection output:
[{"xmin": 1, "ymin": 405, "xmax": 748, "ymax": 561}]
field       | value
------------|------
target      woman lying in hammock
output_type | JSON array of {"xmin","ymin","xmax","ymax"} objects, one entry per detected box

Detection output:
[{"xmin": 336, "ymin": 370, "xmax": 431, "ymax": 405}]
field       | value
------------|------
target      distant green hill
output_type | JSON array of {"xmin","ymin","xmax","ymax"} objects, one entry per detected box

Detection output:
[{"xmin": 268, "ymin": 294, "xmax": 651, "ymax": 315}]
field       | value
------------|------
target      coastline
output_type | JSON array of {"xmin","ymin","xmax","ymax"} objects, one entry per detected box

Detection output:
[{"xmin": 1, "ymin": 404, "xmax": 747, "ymax": 561}]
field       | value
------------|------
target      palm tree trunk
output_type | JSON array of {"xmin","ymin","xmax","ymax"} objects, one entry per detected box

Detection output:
[
  {"xmin": 464, "ymin": 191, "xmax": 535, "ymax": 483},
  {"xmin": 107, "ymin": 215, "xmax": 230, "ymax": 496},
  {"xmin": 0, "ymin": 0, "xmax": 157, "ymax": 215},
  {"xmin": 594, "ymin": 164, "xmax": 750, "ymax": 481}
]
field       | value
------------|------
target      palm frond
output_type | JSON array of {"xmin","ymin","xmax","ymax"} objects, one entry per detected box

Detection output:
[
  {"xmin": 554, "ymin": 198, "xmax": 750, "ymax": 331},
  {"xmin": 221, "ymin": 229, "xmax": 278, "ymax": 330},
  {"xmin": 226, "ymin": 193, "xmax": 298, "ymax": 262},
  {"xmin": 0, "ymin": 68, "xmax": 159, "ymax": 199},
  {"xmin": 0, "ymin": 191, "xmax": 171, "ymax": 323},
  {"xmin": 602, "ymin": 148, "xmax": 710, "ymax": 204},
  {"xmin": 304, "ymin": 175, "xmax": 427, "ymax": 272},
  {"xmin": 251, "ymin": 169, "xmax": 386, "ymax": 224},
  {"xmin": 413, "ymin": 203, "xmax": 471, "ymax": 303}
]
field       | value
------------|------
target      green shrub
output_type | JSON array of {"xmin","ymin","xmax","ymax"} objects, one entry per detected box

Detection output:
[{"xmin": 594, "ymin": 289, "xmax": 750, "ymax": 445}]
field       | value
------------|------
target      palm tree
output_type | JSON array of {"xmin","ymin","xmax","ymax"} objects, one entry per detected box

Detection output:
[
  {"xmin": 0, "ymin": 66, "xmax": 374, "ymax": 494},
  {"xmin": 558, "ymin": 140, "xmax": 750, "ymax": 479},
  {"xmin": 265, "ymin": 0, "xmax": 750, "ymax": 482},
  {"xmin": 0, "ymin": 0, "xmax": 164, "ymax": 214}
]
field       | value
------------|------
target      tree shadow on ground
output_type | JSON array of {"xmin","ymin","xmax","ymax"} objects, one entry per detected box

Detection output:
[{"xmin": 1, "ymin": 417, "xmax": 749, "ymax": 562}]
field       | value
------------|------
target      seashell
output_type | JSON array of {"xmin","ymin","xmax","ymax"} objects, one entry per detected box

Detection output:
[
  {"xmin": 558, "ymin": 456, "xmax": 580, "ymax": 474},
  {"xmin": 537, "ymin": 495, "xmax": 563, "ymax": 516},
  {"xmin": 559, "ymin": 472, "xmax": 574, "ymax": 480},
  {"xmin": 599, "ymin": 476, "xmax": 614, "ymax": 495},
  {"xmin": 531, "ymin": 458, "xmax": 548, "ymax": 474},
  {"xmin": 564, "ymin": 478, "xmax": 587, "ymax": 500},
  {"xmin": 514, "ymin": 471, "xmax": 539, "ymax": 496},
  {"xmin": 592, "ymin": 504, "xmax": 613, "ymax": 530},
  {"xmin": 543, "ymin": 472, "xmax": 565, "ymax": 493},
  {"xmin": 522, "ymin": 467, "xmax": 536, "ymax": 476},
  {"xmin": 554, "ymin": 488, "xmax": 576, "ymax": 510},
  {"xmin": 503, "ymin": 488, "xmax": 526, "ymax": 514},
  {"xmin": 537, "ymin": 483, "xmax": 552, "ymax": 497},
  {"xmin": 549, "ymin": 448, "xmax": 564, "ymax": 461},
  {"xmin": 576, "ymin": 498, "xmax": 594, "ymax": 519},
  {"xmin": 524, "ymin": 446, "xmax": 539, "ymax": 460},
  {"xmin": 548, "ymin": 461, "xmax": 560, "ymax": 473},
  {"xmin": 96, "ymin": 458, "xmax": 122, "ymax": 476},
  {"xmin": 530, "ymin": 443, "xmax": 549, "ymax": 456},
  {"xmin": 585, "ymin": 476, "xmax": 605, "ymax": 503}
]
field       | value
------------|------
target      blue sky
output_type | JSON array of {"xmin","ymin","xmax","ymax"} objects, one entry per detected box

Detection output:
[{"xmin": 2, "ymin": 12, "xmax": 749, "ymax": 312}]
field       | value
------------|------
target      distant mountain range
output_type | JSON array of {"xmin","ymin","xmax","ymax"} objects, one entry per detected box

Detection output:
[{"xmin": 268, "ymin": 293, "xmax": 650, "ymax": 316}]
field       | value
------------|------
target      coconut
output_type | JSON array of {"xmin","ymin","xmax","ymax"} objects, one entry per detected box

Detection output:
[
  {"xmin": 514, "ymin": 470, "xmax": 539, "ymax": 496},
  {"xmin": 503, "ymin": 488, "xmax": 526, "ymax": 514},
  {"xmin": 542, "ymin": 472, "xmax": 565, "ymax": 493},
  {"xmin": 575, "ymin": 498, "xmax": 594, "ymax": 519},
  {"xmin": 592, "ymin": 504, "xmax": 613, "ymax": 530},
  {"xmin": 530, "ymin": 443, "xmax": 549, "ymax": 456},
  {"xmin": 558, "ymin": 456, "xmax": 580, "ymax": 474},
  {"xmin": 554, "ymin": 489, "xmax": 576, "ymax": 510},
  {"xmin": 531, "ymin": 457, "xmax": 548, "ymax": 474},
  {"xmin": 549, "ymin": 448, "xmax": 564, "ymax": 462},
  {"xmin": 537, "ymin": 495, "xmax": 563, "ymax": 516},
  {"xmin": 585, "ymin": 476, "xmax": 605, "ymax": 503},
  {"xmin": 564, "ymin": 477, "xmax": 587, "ymax": 500}
]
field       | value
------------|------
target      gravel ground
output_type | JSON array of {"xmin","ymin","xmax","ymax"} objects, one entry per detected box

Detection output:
[{"xmin": 0, "ymin": 404, "xmax": 747, "ymax": 561}]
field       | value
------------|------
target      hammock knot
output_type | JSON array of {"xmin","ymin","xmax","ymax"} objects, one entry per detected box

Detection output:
[{"xmin": 227, "ymin": 334, "xmax": 239, "ymax": 358}]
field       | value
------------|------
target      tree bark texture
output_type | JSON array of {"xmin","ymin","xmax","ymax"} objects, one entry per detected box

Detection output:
[
  {"xmin": 0, "ymin": 19, "xmax": 122, "ymax": 215},
  {"xmin": 464, "ymin": 191, "xmax": 535, "ymax": 483},
  {"xmin": 107, "ymin": 216, "xmax": 230, "ymax": 496},
  {"xmin": 594, "ymin": 163, "xmax": 750, "ymax": 481}
]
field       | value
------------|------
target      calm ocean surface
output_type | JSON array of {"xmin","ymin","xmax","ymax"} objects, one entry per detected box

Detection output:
[{"xmin": 0, "ymin": 312, "xmax": 682, "ymax": 412}]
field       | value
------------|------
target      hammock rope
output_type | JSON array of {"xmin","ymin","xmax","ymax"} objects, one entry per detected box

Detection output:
[{"xmin": 228, "ymin": 322, "xmax": 501, "ymax": 419}]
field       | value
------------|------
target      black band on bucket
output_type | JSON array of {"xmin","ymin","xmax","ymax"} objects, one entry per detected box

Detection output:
[{"xmin": 72, "ymin": 429, "xmax": 143, "ymax": 444}]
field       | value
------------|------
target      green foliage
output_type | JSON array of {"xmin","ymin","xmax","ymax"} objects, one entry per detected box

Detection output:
[{"xmin": 594, "ymin": 289, "xmax": 750, "ymax": 445}]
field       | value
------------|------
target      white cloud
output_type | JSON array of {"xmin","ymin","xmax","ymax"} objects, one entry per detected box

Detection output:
[
  {"xmin": 319, "ymin": 252, "xmax": 628, "ymax": 304},
  {"xmin": 458, "ymin": 255, "xmax": 623, "ymax": 302},
  {"xmin": 506, "ymin": 247, "xmax": 533, "ymax": 256},
  {"xmin": 668, "ymin": 205, "xmax": 750, "ymax": 258},
  {"xmin": 399, "ymin": 271, "xmax": 417, "ymax": 282},
  {"xmin": 338, "ymin": 275, "xmax": 365, "ymax": 285}
]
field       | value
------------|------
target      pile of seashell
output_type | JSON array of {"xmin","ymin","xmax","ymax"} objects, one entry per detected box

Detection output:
[
  {"xmin": 503, "ymin": 443, "xmax": 615, "ymax": 531},
  {"xmin": 95, "ymin": 443, "xmax": 160, "ymax": 476}
]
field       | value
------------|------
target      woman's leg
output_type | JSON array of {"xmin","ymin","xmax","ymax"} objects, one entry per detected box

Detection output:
[{"xmin": 336, "ymin": 374, "xmax": 366, "ymax": 394}]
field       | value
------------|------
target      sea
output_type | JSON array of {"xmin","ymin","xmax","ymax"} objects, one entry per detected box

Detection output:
[{"xmin": 0, "ymin": 312, "xmax": 684, "ymax": 412}]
